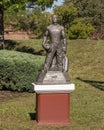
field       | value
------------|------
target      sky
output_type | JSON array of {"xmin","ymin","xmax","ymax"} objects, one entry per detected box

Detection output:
[{"xmin": 45, "ymin": 0, "xmax": 64, "ymax": 13}]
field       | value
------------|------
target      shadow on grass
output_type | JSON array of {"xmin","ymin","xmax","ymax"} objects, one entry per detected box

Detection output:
[
  {"xmin": 16, "ymin": 46, "xmax": 44, "ymax": 55},
  {"xmin": 5, "ymin": 40, "xmax": 44, "ymax": 55},
  {"xmin": 5, "ymin": 40, "xmax": 19, "ymax": 50},
  {"xmin": 29, "ymin": 112, "xmax": 37, "ymax": 120},
  {"xmin": 77, "ymin": 77, "xmax": 104, "ymax": 91}
]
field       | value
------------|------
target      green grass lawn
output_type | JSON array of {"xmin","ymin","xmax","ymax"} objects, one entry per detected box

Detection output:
[{"xmin": 0, "ymin": 39, "xmax": 104, "ymax": 130}]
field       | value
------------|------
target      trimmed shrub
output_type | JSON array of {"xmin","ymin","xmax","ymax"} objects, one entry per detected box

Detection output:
[
  {"xmin": 67, "ymin": 18, "xmax": 94, "ymax": 39},
  {"xmin": 0, "ymin": 50, "xmax": 44, "ymax": 92}
]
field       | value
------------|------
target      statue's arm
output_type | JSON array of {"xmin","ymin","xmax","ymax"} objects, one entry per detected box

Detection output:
[
  {"xmin": 62, "ymin": 27, "xmax": 67, "ymax": 53},
  {"xmin": 42, "ymin": 28, "xmax": 49, "ymax": 47}
]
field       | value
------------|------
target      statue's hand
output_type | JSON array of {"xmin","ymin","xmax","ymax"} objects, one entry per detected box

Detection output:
[
  {"xmin": 63, "ymin": 47, "xmax": 66, "ymax": 53},
  {"xmin": 42, "ymin": 43, "xmax": 50, "ymax": 52}
]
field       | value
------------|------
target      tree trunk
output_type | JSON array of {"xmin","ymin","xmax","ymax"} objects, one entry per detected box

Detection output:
[{"xmin": 0, "ymin": 5, "xmax": 4, "ymax": 49}]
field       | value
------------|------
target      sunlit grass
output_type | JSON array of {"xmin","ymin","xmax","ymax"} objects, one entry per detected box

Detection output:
[{"xmin": 0, "ymin": 39, "xmax": 104, "ymax": 130}]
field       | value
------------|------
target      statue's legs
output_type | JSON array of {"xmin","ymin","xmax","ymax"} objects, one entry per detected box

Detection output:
[
  {"xmin": 36, "ymin": 50, "xmax": 56, "ymax": 83},
  {"xmin": 56, "ymin": 47, "xmax": 63, "ymax": 71},
  {"xmin": 43, "ymin": 49, "xmax": 56, "ymax": 72},
  {"xmin": 51, "ymin": 56, "xmax": 56, "ymax": 69},
  {"xmin": 41, "ymin": 43, "xmax": 63, "ymax": 72}
]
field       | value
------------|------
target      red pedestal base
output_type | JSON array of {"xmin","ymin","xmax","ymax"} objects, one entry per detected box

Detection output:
[{"xmin": 36, "ymin": 93, "xmax": 70, "ymax": 126}]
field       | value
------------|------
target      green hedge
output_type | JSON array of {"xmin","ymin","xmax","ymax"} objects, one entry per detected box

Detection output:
[{"xmin": 0, "ymin": 50, "xmax": 44, "ymax": 92}]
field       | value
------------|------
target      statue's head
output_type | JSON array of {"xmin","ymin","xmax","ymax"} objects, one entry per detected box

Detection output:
[{"xmin": 52, "ymin": 15, "xmax": 58, "ymax": 24}]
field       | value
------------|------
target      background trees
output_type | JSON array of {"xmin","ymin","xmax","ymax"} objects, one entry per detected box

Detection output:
[
  {"xmin": 0, "ymin": 0, "xmax": 56, "ymax": 49},
  {"xmin": 4, "ymin": 8, "xmax": 51, "ymax": 38},
  {"xmin": 54, "ymin": 2, "xmax": 94, "ymax": 39},
  {"xmin": 1, "ymin": 0, "xmax": 104, "ymax": 43},
  {"xmin": 0, "ymin": 0, "xmax": 26, "ymax": 49},
  {"xmin": 64, "ymin": 0, "xmax": 104, "ymax": 39},
  {"xmin": 0, "ymin": 4, "xmax": 4, "ymax": 49}
]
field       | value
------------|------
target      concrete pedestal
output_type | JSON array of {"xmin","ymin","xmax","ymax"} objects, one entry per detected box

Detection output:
[{"xmin": 33, "ymin": 84, "xmax": 75, "ymax": 126}]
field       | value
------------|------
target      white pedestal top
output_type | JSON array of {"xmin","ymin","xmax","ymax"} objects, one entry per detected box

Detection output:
[{"xmin": 32, "ymin": 83, "xmax": 75, "ymax": 94}]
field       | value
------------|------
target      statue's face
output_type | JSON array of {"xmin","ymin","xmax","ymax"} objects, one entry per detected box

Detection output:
[{"xmin": 52, "ymin": 15, "xmax": 58, "ymax": 24}]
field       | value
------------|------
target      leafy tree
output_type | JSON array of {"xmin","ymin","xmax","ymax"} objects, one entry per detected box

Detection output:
[
  {"xmin": 64, "ymin": 0, "xmax": 104, "ymax": 35},
  {"xmin": 32, "ymin": 11, "xmax": 52, "ymax": 38},
  {"xmin": 54, "ymin": 3, "xmax": 77, "ymax": 27},
  {"xmin": 67, "ymin": 18, "xmax": 94, "ymax": 39},
  {"xmin": 0, "ymin": 0, "xmax": 56, "ymax": 49},
  {"xmin": 54, "ymin": 3, "xmax": 94, "ymax": 39},
  {"xmin": 4, "ymin": 8, "xmax": 52, "ymax": 38},
  {"xmin": 0, "ymin": 4, "xmax": 4, "ymax": 49}
]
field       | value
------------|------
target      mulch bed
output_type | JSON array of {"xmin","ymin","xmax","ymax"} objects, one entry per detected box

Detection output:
[{"xmin": 0, "ymin": 90, "xmax": 33, "ymax": 102}]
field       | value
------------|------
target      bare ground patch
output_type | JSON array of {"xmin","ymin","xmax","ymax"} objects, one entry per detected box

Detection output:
[{"xmin": 4, "ymin": 31, "xmax": 29, "ymax": 40}]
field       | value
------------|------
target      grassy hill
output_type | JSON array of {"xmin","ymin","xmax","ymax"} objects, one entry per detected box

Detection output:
[{"xmin": 0, "ymin": 39, "xmax": 104, "ymax": 130}]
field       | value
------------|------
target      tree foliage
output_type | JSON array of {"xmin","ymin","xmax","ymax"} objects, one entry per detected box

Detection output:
[
  {"xmin": 54, "ymin": 3, "xmax": 77, "ymax": 26},
  {"xmin": 0, "ymin": 0, "xmax": 56, "ymax": 10},
  {"xmin": 64, "ymin": 0, "xmax": 104, "ymax": 34},
  {"xmin": 0, "ymin": 0, "xmax": 56, "ymax": 49},
  {"xmin": 54, "ymin": 3, "xmax": 94, "ymax": 39},
  {"xmin": 67, "ymin": 18, "xmax": 94, "ymax": 39},
  {"xmin": 4, "ymin": 8, "xmax": 52, "ymax": 38}
]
